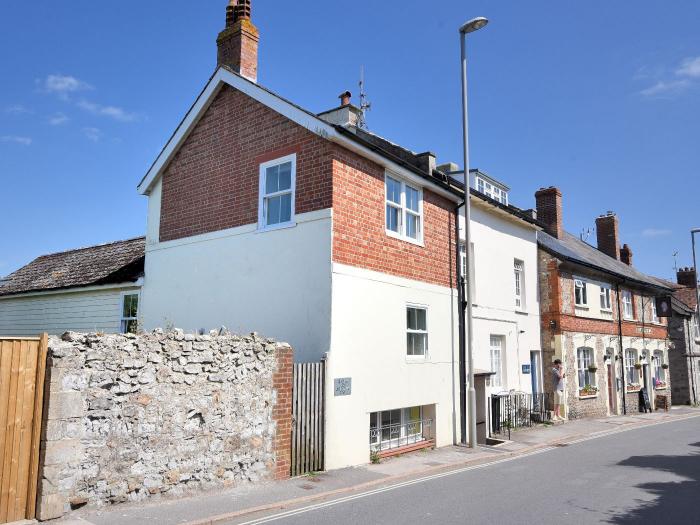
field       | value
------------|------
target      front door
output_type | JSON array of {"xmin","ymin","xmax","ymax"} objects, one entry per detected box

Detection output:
[
  {"xmin": 530, "ymin": 351, "xmax": 542, "ymax": 393},
  {"xmin": 607, "ymin": 363, "xmax": 615, "ymax": 414}
]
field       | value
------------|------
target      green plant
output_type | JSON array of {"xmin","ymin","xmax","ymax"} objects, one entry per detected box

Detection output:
[
  {"xmin": 587, "ymin": 365, "xmax": 598, "ymax": 373},
  {"xmin": 370, "ymin": 449, "xmax": 381, "ymax": 464},
  {"xmin": 661, "ymin": 363, "xmax": 669, "ymax": 370},
  {"xmin": 634, "ymin": 362, "xmax": 643, "ymax": 370},
  {"xmin": 579, "ymin": 384, "xmax": 598, "ymax": 396}
]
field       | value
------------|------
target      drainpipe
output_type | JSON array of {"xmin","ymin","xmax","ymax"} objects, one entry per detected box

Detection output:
[
  {"xmin": 615, "ymin": 283, "xmax": 627, "ymax": 414},
  {"xmin": 685, "ymin": 318, "xmax": 698, "ymax": 404},
  {"xmin": 455, "ymin": 201, "xmax": 467, "ymax": 444}
]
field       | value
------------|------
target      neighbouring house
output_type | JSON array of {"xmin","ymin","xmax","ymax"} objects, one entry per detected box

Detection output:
[
  {"xmin": 135, "ymin": 1, "xmax": 543, "ymax": 468},
  {"xmin": 536, "ymin": 188, "xmax": 674, "ymax": 418},
  {"xmin": 0, "ymin": 237, "xmax": 144, "ymax": 336},
  {"xmin": 667, "ymin": 267, "xmax": 700, "ymax": 405}
]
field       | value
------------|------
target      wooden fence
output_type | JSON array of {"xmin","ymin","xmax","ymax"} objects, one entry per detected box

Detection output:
[
  {"xmin": 290, "ymin": 362, "xmax": 325, "ymax": 476},
  {"xmin": 0, "ymin": 334, "xmax": 48, "ymax": 524}
]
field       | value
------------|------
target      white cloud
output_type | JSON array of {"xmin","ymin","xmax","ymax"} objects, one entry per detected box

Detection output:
[
  {"xmin": 82, "ymin": 127, "xmax": 102, "ymax": 142},
  {"xmin": 642, "ymin": 228, "xmax": 672, "ymax": 238},
  {"xmin": 77, "ymin": 100, "xmax": 139, "ymax": 122},
  {"xmin": 5, "ymin": 104, "xmax": 32, "ymax": 115},
  {"xmin": 0, "ymin": 135, "xmax": 32, "ymax": 146},
  {"xmin": 677, "ymin": 56, "xmax": 700, "ymax": 78},
  {"xmin": 48, "ymin": 112, "xmax": 69, "ymax": 126},
  {"xmin": 639, "ymin": 79, "xmax": 690, "ymax": 97},
  {"xmin": 41, "ymin": 74, "xmax": 92, "ymax": 96}
]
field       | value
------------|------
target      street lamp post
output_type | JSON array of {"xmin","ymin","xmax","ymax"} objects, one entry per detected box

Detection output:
[
  {"xmin": 691, "ymin": 228, "xmax": 700, "ymax": 338},
  {"xmin": 459, "ymin": 16, "xmax": 488, "ymax": 448}
]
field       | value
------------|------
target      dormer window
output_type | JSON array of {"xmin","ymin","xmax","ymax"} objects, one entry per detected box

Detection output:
[{"xmin": 474, "ymin": 174, "xmax": 508, "ymax": 205}]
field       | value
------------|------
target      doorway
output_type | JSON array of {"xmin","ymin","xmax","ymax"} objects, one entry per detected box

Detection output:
[{"xmin": 530, "ymin": 351, "xmax": 542, "ymax": 394}]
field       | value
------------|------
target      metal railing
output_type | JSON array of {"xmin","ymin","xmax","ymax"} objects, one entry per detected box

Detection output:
[
  {"xmin": 490, "ymin": 392, "xmax": 551, "ymax": 440},
  {"xmin": 369, "ymin": 418, "xmax": 433, "ymax": 452}
]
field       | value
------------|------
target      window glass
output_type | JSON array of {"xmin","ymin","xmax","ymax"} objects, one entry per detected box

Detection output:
[
  {"xmin": 514, "ymin": 260, "xmax": 524, "ymax": 309},
  {"xmin": 575, "ymin": 279, "xmax": 587, "ymax": 306},
  {"xmin": 490, "ymin": 335, "xmax": 503, "ymax": 387},
  {"xmin": 121, "ymin": 294, "xmax": 139, "ymax": 334},
  {"xmin": 577, "ymin": 347, "xmax": 595, "ymax": 390},
  {"xmin": 261, "ymin": 158, "xmax": 294, "ymax": 228},
  {"xmin": 625, "ymin": 349, "xmax": 638, "ymax": 385},
  {"xmin": 385, "ymin": 176, "xmax": 422, "ymax": 242},
  {"xmin": 386, "ymin": 176, "xmax": 402, "ymax": 204},
  {"xmin": 407, "ymin": 306, "xmax": 428, "ymax": 357}
]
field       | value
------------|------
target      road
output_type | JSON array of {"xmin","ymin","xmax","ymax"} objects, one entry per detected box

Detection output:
[{"xmin": 233, "ymin": 416, "xmax": 700, "ymax": 525}]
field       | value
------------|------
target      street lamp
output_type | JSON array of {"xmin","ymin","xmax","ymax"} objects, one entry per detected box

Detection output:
[
  {"xmin": 459, "ymin": 16, "xmax": 488, "ymax": 448},
  {"xmin": 691, "ymin": 228, "xmax": 700, "ymax": 336}
]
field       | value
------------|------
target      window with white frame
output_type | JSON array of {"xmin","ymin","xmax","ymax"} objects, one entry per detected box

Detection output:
[
  {"xmin": 653, "ymin": 351, "xmax": 665, "ymax": 383},
  {"xmin": 622, "ymin": 290, "xmax": 634, "ymax": 319},
  {"xmin": 574, "ymin": 279, "xmax": 588, "ymax": 306},
  {"xmin": 625, "ymin": 348, "xmax": 639, "ymax": 385},
  {"xmin": 385, "ymin": 175, "xmax": 423, "ymax": 242},
  {"xmin": 369, "ymin": 406, "xmax": 423, "ymax": 449},
  {"xmin": 514, "ymin": 259, "xmax": 525, "ymax": 310},
  {"xmin": 406, "ymin": 306, "xmax": 428, "ymax": 357},
  {"xmin": 121, "ymin": 293, "xmax": 139, "ymax": 334},
  {"xmin": 474, "ymin": 176, "xmax": 508, "ymax": 205},
  {"xmin": 258, "ymin": 154, "xmax": 295, "ymax": 229},
  {"xmin": 576, "ymin": 347, "xmax": 596, "ymax": 390},
  {"xmin": 459, "ymin": 242, "xmax": 476, "ymax": 303},
  {"xmin": 600, "ymin": 285, "xmax": 612, "ymax": 311},
  {"xmin": 650, "ymin": 298, "xmax": 659, "ymax": 323},
  {"xmin": 489, "ymin": 335, "xmax": 504, "ymax": 387}
]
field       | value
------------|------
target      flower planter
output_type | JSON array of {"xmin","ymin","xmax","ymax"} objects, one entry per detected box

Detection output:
[{"xmin": 661, "ymin": 364, "xmax": 669, "ymax": 370}]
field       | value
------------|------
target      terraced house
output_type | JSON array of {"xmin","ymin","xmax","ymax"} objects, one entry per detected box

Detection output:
[{"xmin": 536, "ymin": 187, "xmax": 674, "ymax": 418}]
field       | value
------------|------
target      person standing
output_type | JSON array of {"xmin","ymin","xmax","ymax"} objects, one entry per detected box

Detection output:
[{"xmin": 552, "ymin": 359, "xmax": 566, "ymax": 420}]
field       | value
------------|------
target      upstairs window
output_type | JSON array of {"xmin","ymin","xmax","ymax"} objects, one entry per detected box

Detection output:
[
  {"xmin": 600, "ymin": 285, "xmax": 612, "ymax": 311},
  {"xmin": 514, "ymin": 259, "xmax": 525, "ymax": 310},
  {"xmin": 460, "ymin": 242, "xmax": 476, "ymax": 303},
  {"xmin": 406, "ymin": 306, "xmax": 428, "ymax": 358},
  {"xmin": 258, "ymin": 154, "xmax": 296, "ymax": 230},
  {"xmin": 650, "ymin": 298, "xmax": 659, "ymax": 323},
  {"xmin": 385, "ymin": 175, "xmax": 423, "ymax": 243},
  {"xmin": 574, "ymin": 279, "xmax": 588, "ymax": 306},
  {"xmin": 622, "ymin": 290, "xmax": 634, "ymax": 319},
  {"xmin": 121, "ymin": 293, "xmax": 139, "ymax": 334},
  {"xmin": 475, "ymin": 176, "xmax": 508, "ymax": 205}
]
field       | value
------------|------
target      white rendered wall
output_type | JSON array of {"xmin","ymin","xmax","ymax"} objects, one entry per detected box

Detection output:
[
  {"xmin": 463, "ymin": 202, "xmax": 542, "ymax": 396},
  {"xmin": 140, "ymin": 208, "xmax": 333, "ymax": 363},
  {"xmin": 325, "ymin": 263, "xmax": 459, "ymax": 469},
  {"xmin": 0, "ymin": 285, "xmax": 140, "ymax": 336}
]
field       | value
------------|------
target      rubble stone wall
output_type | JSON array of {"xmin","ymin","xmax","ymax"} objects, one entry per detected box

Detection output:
[{"xmin": 36, "ymin": 330, "xmax": 293, "ymax": 520}]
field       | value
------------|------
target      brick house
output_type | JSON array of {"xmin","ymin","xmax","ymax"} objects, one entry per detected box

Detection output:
[
  {"xmin": 135, "ymin": 1, "xmax": 543, "ymax": 468},
  {"xmin": 667, "ymin": 268, "xmax": 700, "ymax": 405},
  {"xmin": 535, "ymin": 187, "xmax": 674, "ymax": 419}
]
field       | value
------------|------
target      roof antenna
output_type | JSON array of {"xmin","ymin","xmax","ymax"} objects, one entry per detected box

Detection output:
[
  {"xmin": 358, "ymin": 65, "xmax": 371, "ymax": 130},
  {"xmin": 580, "ymin": 227, "xmax": 592, "ymax": 242},
  {"xmin": 672, "ymin": 251, "xmax": 679, "ymax": 273}
]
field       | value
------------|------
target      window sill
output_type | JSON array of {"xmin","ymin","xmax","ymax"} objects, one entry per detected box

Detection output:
[
  {"xmin": 515, "ymin": 309, "xmax": 528, "ymax": 316},
  {"xmin": 406, "ymin": 356, "xmax": 428, "ymax": 363},
  {"xmin": 626, "ymin": 388, "xmax": 641, "ymax": 393},
  {"xmin": 386, "ymin": 229, "xmax": 424, "ymax": 248},
  {"xmin": 257, "ymin": 221, "xmax": 297, "ymax": 233},
  {"xmin": 578, "ymin": 394, "xmax": 599, "ymax": 400},
  {"xmin": 575, "ymin": 305, "xmax": 589, "ymax": 310}
]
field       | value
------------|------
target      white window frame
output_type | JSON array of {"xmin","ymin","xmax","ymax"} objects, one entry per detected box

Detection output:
[
  {"xmin": 653, "ymin": 351, "xmax": 665, "ymax": 383},
  {"xmin": 385, "ymin": 173, "xmax": 424, "ymax": 245},
  {"xmin": 625, "ymin": 348, "xmax": 639, "ymax": 386},
  {"xmin": 574, "ymin": 279, "xmax": 588, "ymax": 307},
  {"xmin": 514, "ymin": 259, "xmax": 525, "ymax": 310},
  {"xmin": 474, "ymin": 176, "xmax": 508, "ymax": 205},
  {"xmin": 622, "ymin": 290, "xmax": 634, "ymax": 320},
  {"xmin": 257, "ymin": 153, "xmax": 297, "ymax": 232},
  {"xmin": 120, "ymin": 291, "xmax": 140, "ymax": 334},
  {"xmin": 650, "ymin": 298, "xmax": 659, "ymax": 324},
  {"xmin": 459, "ymin": 242, "xmax": 476, "ymax": 303},
  {"xmin": 370, "ymin": 406, "xmax": 424, "ymax": 449},
  {"xmin": 576, "ymin": 347, "xmax": 596, "ymax": 392},
  {"xmin": 599, "ymin": 284, "xmax": 612, "ymax": 311},
  {"xmin": 489, "ymin": 335, "xmax": 504, "ymax": 387},
  {"xmin": 406, "ymin": 304, "xmax": 428, "ymax": 359}
]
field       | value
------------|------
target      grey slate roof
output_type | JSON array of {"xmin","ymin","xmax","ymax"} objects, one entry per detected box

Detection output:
[
  {"xmin": 0, "ymin": 237, "xmax": 145, "ymax": 297},
  {"xmin": 538, "ymin": 230, "xmax": 673, "ymax": 291}
]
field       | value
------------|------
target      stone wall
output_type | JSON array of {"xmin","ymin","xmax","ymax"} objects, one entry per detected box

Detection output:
[{"xmin": 37, "ymin": 329, "xmax": 293, "ymax": 521}]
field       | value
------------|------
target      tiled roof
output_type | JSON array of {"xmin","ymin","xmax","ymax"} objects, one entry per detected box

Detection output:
[
  {"xmin": 0, "ymin": 237, "xmax": 145, "ymax": 297},
  {"xmin": 538, "ymin": 230, "xmax": 673, "ymax": 291},
  {"xmin": 674, "ymin": 287, "xmax": 698, "ymax": 311}
]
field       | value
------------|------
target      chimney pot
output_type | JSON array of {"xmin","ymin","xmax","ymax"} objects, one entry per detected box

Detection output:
[
  {"xmin": 620, "ymin": 243, "xmax": 633, "ymax": 266},
  {"xmin": 677, "ymin": 267, "xmax": 698, "ymax": 288},
  {"xmin": 339, "ymin": 91, "xmax": 352, "ymax": 106},
  {"xmin": 535, "ymin": 186, "xmax": 563, "ymax": 239},
  {"xmin": 595, "ymin": 212, "xmax": 620, "ymax": 260}
]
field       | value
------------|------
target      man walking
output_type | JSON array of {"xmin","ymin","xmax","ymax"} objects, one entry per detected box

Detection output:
[{"xmin": 552, "ymin": 359, "xmax": 566, "ymax": 421}]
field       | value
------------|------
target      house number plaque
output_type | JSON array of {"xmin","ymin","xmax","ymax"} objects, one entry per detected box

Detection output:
[{"xmin": 334, "ymin": 377, "xmax": 352, "ymax": 396}]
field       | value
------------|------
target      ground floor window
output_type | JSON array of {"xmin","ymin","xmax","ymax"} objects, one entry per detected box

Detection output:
[
  {"xmin": 625, "ymin": 348, "xmax": 640, "ymax": 389},
  {"xmin": 653, "ymin": 351, "xmax": 666, "ymax": 386},
  {"xmin": 121, "ymin": 293, "xmax": 139, "ymax": 334},
  {"xmin": 370, "ymin": 406, "xmax": 424, "ymax": 450},
  {"xmin": 576, "ymin": 347, "xmax": 596, "ymax": 395},
  {"xmin": 489, "ymin": 335, "xmax": 503, "ymax": 387}
]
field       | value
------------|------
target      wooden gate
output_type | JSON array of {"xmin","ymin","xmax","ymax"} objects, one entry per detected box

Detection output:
[
  {"xmin": 0, "ymin": 335, "xmax": 48, "ymax": 524},
  {"xmin": 290, "ymin": 362, "xmax": 325, "ymax": 476}
]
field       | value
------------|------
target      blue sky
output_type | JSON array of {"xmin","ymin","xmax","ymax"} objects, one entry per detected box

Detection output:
[{"xmin": 1, "ymin": 1, "xmax": 699, "ymax": 281}]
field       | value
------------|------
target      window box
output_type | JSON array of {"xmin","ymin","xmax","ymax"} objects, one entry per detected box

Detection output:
[
  {"xmin": 579, "ymin": 385, "xmax": 598, "ymax": 397},
  {"xmin": 661, "ymin": 363, "xmax": 669, "ymax": 370},
  {"xmin": 626, "ymin": 383, "xmax": 641, "ymax": 393},
  {"xmin": 654, "ymin": 380, "xmax": 668, "ymax": 390}
]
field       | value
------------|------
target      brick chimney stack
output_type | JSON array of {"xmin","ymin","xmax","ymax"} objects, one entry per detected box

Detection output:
[
  {"xmin": 217, "ymin": 0, "xmax": 259, "ymax": 82},
  {"xmin": 535, "ymin": 187, "xmax": 563, "ymax": 239},
  {"xmin": 677, "ymin": 267, "xmax": 698, "ymax": 288},
  {"xmin": 595, "ymin": 212, "xmax": 621, "ymax": 260},
  {"xmin": 620, "ymin": 243, "xmax": 633, "ymax": 266}
]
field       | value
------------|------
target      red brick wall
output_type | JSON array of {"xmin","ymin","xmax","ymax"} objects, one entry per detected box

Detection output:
[
  {"xmin": 331, "ymin": 148, "xmax": 457, "ymax": 288},
  {"xmin": 272, "ymin": 344, "xmax": 293, "ymax": 480},
  {"xmin": 159, "ymin": 85, "xmax": 334, "ymax": 242}
]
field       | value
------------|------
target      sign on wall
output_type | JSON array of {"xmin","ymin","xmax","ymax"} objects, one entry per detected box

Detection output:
[
  {"xmin": 334, "ymin": 377, "xmax": 352, "ymax": 396},
  {"xmin": 521, "ymin": 364, "xmax": 531, "ymax": 374},
  {"xmin": 655, "ymin": 296, "xmax": 672, "ymax": 318}
]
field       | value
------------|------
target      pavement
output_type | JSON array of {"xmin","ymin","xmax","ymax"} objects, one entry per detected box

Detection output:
[{"xmin": 57, "ymin": 406, "xmax": 700, "ymax": 525}]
